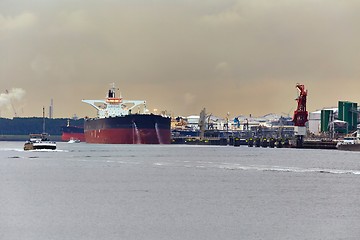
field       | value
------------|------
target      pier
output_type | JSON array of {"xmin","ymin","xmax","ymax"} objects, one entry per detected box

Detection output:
[{"xmin": 171, "ymin": 136, "xmax": 337, "ymax": 149}]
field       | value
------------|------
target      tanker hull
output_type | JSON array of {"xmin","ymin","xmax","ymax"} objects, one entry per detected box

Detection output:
[{"xmin": 84, "ymin": 114, "xmax": 171, "ymax": 144}]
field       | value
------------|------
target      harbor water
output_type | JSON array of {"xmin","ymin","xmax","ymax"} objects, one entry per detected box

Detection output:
[{"xmin": 1, "ymin": 142, "xmax": 360, "ymax": 239}]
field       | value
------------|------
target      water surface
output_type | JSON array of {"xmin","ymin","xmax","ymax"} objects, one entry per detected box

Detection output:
[{"xmin": 1, "ymin": 142, "xmax": 359, "ymax": 240}]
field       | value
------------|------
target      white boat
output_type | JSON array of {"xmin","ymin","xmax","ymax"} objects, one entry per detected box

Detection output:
[
  {"xmin": 24, "ymin": 107, "xmax": 57, "ymax": 151},
  {"xmin": 24, "ymin": 133, "xmax": 57, "ymax": 150},
  {"xmin": 68, "ymin": 138, "xmax": 80, "ymax": 143}
]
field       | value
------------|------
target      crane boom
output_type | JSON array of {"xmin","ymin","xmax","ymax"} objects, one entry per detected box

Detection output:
[
  {"xmin": 292, "ymin": 84, "xmax": 308, "ymax": 148},
  {"xmin": 292, "ymin": 84, "xmax": 308, "ymax": 127}
]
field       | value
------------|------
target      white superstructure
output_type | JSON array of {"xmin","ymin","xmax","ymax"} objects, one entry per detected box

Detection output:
[{"xmin": 82, "ymin": 84, "xmax": 147, "ymax": 118}]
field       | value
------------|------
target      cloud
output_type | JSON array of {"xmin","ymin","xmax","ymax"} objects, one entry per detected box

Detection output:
[
  {"xmin": 200, "ymin": 3, "xmax": 243, "ymax": 25},
  {"xmin": 215, "ymin": 61, "xmax": 232, "ymax": 78},
  {"xmin": 0, "ymin": 12, "xmax": 37, "ymax": 31},
  {"xmin": 1, "ymin": 0, "xmax": 360, "ymax": 118},
  {"xmin": 0, "ymin": 88, "xmax": 26, "ymax": 108},
  {"xmin": 183, "ymin": 92, "xmax": 196, "ymax": 106},
  {"xmin": 30, "ymin": 55, "xmax": 52, "ymax": 75},
  {"xmin": 49, "ymin": 9, "xmax": 94, "ymax": 35}
]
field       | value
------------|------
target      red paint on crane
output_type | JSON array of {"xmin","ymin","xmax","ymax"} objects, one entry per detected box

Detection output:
[{"xmin": 293, "ymin": 84, "xmax": 308, "ymax": 127}]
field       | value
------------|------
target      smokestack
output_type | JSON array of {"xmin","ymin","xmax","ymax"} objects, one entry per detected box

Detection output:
[{"xmin": 49, "ymin": 98, "xmax": 53, "ymax": 118}]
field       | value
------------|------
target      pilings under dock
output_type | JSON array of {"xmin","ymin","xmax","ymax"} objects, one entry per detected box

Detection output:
[{"xmin": 171, "ymin": 137, "xmax": 337, "ymax": 149}]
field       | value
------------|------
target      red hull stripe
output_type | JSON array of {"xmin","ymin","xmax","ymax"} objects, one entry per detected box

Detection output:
[{"xmin": 85, "ymin": 128, "xmax": 171, "ymax": 144}]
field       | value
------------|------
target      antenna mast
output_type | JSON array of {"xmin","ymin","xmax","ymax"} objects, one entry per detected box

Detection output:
[{"xmin": 42, "ymin": 107, "xmax": 46, "ymax": 133}]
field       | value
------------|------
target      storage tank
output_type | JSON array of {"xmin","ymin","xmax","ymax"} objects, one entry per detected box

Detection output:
[
  {"xmin": 338, "ymin": 101, "xmax": 358, "ymax": 132},
  {"xmin": 308, "ymin": 111, "xmax": 321, "ymax": 134},
  {"xmin": 320, "ymin": 109, "xmax": 334, "ymax": 132}
]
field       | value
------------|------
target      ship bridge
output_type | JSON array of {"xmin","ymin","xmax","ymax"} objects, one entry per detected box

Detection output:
[{"xmin": 82, "ymin": 99, "xmax": 146, "ymax": 118}]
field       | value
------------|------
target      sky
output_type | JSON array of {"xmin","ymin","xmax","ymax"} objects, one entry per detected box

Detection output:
[{"xmin": 1, "ymin": 0, "xmax": 360, "ymax": 119}]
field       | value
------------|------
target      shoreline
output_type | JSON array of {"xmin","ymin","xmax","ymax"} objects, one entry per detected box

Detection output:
[{"xmin": 0, "ymin": 135, "xmax": 62, "ymax": 141}]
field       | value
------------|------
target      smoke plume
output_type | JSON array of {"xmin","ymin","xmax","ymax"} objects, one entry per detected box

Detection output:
[{"xmin": 0, "ymin": 88, "xmax": 26, "ymax": 107}]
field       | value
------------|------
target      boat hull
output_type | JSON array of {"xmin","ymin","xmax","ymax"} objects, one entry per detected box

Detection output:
[
  {"xmin": 84, "ymin": 114, "xmax": 171, "ymax": 144},
  {"xmin": 24, "ymin": 142, "xmax": 57, "ymax": 150},
  {"xmin": 337, "ymin": 143, "xmax": 360, "ymax": 151}
]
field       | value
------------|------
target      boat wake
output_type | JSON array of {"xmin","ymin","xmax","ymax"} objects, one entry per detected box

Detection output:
[
  {"xmin": 1, "ymin": 148, "xmax": 24, "ymax": 152},
  {"xmin": 0, "ymin": 148, "xmax": 65, "ymax": 153},
  {"xmin": 152, "ymin": 161, "xmax": 360, "ymax": 175},
  {"xmin": 220, "ymin": 164, "xmax": 360, "ymax": 175},
  {"xmin": 23, "ymin": 149, "xmax": 67, "ymax": 152}
]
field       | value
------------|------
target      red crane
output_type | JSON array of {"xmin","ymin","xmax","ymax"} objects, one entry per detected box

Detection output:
[{"xmin": 293, "ymin": 84, "xmax": 308, "ymax": 127}]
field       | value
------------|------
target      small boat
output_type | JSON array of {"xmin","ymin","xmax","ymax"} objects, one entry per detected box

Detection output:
[
  {"xmin": 336, "ymin": 129, "xmax": 360, "ymax": 151},
  {"xmin": 24, "ymin": 133, "xmax": 57, "ymax": 150},
  {"xmin": 68, "ymin": 138, "xmax": 80, "ymax": 143},
  {"xmin": 24, "ymin": 107, "xmax": 57, "ymax": 151}
]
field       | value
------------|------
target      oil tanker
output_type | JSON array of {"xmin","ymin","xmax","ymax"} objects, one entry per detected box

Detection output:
[{"xmin": 82, "ymin": 84, "xmax": 171, "ymax": 144}]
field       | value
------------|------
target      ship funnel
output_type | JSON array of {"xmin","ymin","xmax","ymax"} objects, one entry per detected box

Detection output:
[{"xmin": 108, "ymin": 89, "xmax": 115, "ymax": 98}]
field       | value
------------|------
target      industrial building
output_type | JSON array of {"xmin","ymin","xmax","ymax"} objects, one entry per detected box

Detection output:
[{"xmin": 309, "ymin": 101, "xmax": 359, "ymax": 136}]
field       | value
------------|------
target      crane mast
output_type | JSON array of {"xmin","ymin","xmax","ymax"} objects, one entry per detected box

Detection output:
[
  {"xmin": 292, "ymin": 84, "xmax": 308, "ymax": 147},
  {"xmin": 293, "ymin": 84, "xmax": 308, "ymax": 126}
]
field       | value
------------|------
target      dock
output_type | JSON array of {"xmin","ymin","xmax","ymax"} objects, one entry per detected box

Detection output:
[{"xmin": 171, "ymin": 137, "xmax": 338, "ymax": 149}]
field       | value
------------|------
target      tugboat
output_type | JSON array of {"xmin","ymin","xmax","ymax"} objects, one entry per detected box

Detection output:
[
  {"xmin": 24, "ymin": 107, "xmax": 57, "ymax": 150},
  {"xmin": 82, "ymin": 83, "xmax": 171, "ymax": 144},
  {"xmin": 24, "ymin": 133, "xmax": 57, "ymax": 150}
]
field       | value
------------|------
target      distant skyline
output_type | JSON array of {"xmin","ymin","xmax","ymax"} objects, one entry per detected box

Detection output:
[{"xmin": 1, "ymin": 0, "xmax": 360, "ymax": 119}]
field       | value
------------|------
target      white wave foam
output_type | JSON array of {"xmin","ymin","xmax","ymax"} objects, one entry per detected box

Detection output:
[
  {"xmin": 23, "ymin": 149, "xmax": 68, "ymax": 152},
  {"xmin": 220, "ymin": 164, "xmax": 360, "ymax": 175},
  {"xmin": 0, "ymin": 148, "xmax": 24, "ymax": 152},
  {"xmin": 154, "ymin": 163, "xmax": 165, "ymax": 166}
]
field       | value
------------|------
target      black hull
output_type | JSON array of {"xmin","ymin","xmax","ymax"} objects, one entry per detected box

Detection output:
[
  {"xmin": 24, "ymin": 143, "xmax": 57, "ymax": 151},
  {"xmin": 337, "ymin": 144, "xmax": 360, "ymax": 151}
]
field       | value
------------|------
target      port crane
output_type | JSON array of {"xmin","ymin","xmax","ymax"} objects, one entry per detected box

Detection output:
[{"xmin": 292, "ymin": 84, "xmax": 308, "ymax": 147}]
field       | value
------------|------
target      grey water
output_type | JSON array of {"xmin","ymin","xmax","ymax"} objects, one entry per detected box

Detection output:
[{"xmin": 1, "ymin": 142, "xmax": 360, "ymax": 240}]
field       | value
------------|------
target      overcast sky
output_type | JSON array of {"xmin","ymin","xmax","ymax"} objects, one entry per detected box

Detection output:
[{"xmin": 1, "ymin": 0, "xmax": 360, "ymax": 119}]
